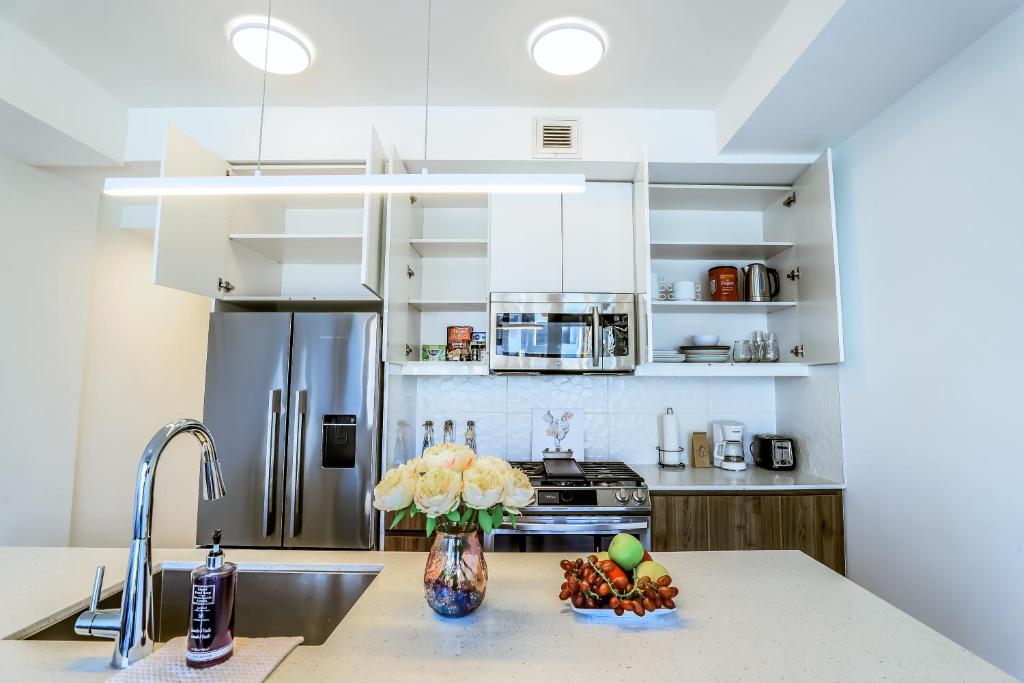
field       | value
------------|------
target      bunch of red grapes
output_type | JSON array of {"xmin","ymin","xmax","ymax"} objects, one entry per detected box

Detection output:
[{"xmin": 557, "ymin": 555, "xmax": 680, "ymax": 617}]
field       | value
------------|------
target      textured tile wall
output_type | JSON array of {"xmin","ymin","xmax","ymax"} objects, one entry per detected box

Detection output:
[{"xmin": 412, "ymin": 375, "xmax": 777, "ymax": 464}]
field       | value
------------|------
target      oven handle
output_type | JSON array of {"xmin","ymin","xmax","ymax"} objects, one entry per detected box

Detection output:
[
  {"xmin": 591, "ymin": 306, "xmax": 601, "ymax": 368},
  {"xmin": 492, "ymin": 521, "xmax": 649, "ymax": 534}
]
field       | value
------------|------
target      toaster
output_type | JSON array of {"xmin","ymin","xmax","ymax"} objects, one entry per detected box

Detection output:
[{"xmin": 751, "ymin": 434, "xmax": 796, "ymax": 471}]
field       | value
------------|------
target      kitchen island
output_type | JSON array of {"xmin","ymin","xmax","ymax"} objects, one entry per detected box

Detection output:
[{"xmin": 0, "ymin": 547, "xmax": 1010, "ymax": 682}]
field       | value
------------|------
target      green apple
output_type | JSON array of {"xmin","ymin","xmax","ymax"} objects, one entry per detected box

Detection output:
[
  {"xmin": 635, "ymin": 560, "xmax": 670, "ymax": 582},
  {"xmin": 607, "ymin": 533, "xmax": 645, "ymax": 571}
]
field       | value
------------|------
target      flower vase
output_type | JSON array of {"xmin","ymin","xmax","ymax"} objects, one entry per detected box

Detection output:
[{"xmin": 423, "ymin": 531, "xmax": 487, "ymax": 617}]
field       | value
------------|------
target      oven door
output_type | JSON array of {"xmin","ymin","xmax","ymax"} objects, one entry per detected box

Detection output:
[
  {"xmin": 483, "ymin": 515, "xmax": 651, "ymax": 553},
  {"xmin": 489, "ymin": 294, "xmax": 635, "ymax": 373}
]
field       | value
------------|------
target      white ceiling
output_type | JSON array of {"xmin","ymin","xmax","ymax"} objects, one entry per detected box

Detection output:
[{"xmin": 0, "ymin": 0, "xmax": 788, "ymax": 109}]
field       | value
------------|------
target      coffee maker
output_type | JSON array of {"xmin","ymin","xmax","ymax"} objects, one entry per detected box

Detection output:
[{"xmin": 712, "ymin": 421, "xmax": 746, "ymax": 471}]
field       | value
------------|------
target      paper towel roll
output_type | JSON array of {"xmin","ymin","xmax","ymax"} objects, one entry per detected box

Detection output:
[{"xmin": 659, "ymin": 409, "xmax": 680, "ymax": 465}]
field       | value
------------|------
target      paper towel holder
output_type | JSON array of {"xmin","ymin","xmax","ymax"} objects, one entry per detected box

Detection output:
[{"xmin": 657, "ymin": 408, "xmax": 686, "ymax": 469}]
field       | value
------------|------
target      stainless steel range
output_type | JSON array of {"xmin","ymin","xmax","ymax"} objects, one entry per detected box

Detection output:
[{"xmin": 484, "ymin": 459, "xmax": 650, "ymax": 553}]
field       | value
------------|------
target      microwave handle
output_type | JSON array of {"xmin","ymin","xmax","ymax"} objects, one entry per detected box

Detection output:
[{"xmin": 591, "ymin": 306, "xmax": 601, "ymax": 367}]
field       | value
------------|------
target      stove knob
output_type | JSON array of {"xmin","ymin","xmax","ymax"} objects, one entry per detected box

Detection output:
[
  {"xmin": 631, "ymin": 488, "xmax": 648, "ymax": 504},
  {"xmin": 614, "ymin": 488, "xmax": 630, "ymax": 504}
]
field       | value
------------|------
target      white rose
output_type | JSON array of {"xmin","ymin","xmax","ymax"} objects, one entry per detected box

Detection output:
[
  {"xmin": 414, "ymin": 466, "xmax": 463, "ymax": 518},
  {"xmin": 501, "ymin": 467, "xmax": 535, "ymax": 514},
  {"xmin": 421, "ymin": 443, "xmax": 476, "ymax": 472},
  {"xmin": 372, "ymin": 462, "xmax": 417, "ymax": 511},
  {"xmin": 462, "ymin": 459, "xmax": 508, "ymax": 510}
]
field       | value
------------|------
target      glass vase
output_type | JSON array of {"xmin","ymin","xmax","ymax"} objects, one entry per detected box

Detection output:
[{"xmin": 423, "ymin": 531, "xmax": 487, "ymax": 617}]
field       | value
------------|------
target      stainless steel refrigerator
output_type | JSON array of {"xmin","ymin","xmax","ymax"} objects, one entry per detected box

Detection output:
[{"xmin": 197, "ymin": 312, "xmax": 381, "ymax": 549}]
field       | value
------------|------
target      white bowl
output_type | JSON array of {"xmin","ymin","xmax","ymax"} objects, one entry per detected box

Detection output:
[{"xmin": 691, "ymin": 334, "xmax": 719, "ymax": 346}]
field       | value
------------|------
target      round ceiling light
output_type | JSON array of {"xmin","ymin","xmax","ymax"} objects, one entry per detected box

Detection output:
[
  {"xmin": 228, "ymin": 17, "xmax": 313, "ymax": 75},
  {"xmin": 529, "ymin": 18, "xmax": 607, "ymax": 76}
]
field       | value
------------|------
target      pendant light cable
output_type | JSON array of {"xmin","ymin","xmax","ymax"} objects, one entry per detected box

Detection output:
[
  {"xmin": 256, "ymin": 0, "xmax": 274, "ymax": 175},
  {"xmin": 421, "ymin": 0, "xmax": 432, "ymax": 173}
]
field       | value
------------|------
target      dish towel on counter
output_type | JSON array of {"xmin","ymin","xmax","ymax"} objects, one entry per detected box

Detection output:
[{"xmin": 107, "ymin": 636, "xmax": 303, "ymax": 683}]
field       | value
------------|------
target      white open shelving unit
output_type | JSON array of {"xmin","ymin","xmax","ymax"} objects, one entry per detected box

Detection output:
[
  {"xmin": 227, "ymin": 233, "xmax": 363, "ymax": 264},
  {"xmin": 637, "ymin": 153, "xmax": 844, "ymax": 375}
]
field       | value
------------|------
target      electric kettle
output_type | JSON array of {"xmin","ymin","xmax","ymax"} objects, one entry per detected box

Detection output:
[{"xmin": 742, "ymin": 263, "xmax": 780, "ymax": 302}]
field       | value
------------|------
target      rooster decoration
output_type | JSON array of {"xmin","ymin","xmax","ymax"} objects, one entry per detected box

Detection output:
[{"xmin": 543, "ymin": 410, "xmax": 575, "ymax": 455}]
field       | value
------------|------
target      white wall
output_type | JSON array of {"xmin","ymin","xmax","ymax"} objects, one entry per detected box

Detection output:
[
  {"xmin": 69, "ymin": 198, "xmax": 210, "ymax": 549},
  {"xmin": 833, "ymin": 8, "xmax": 1024, "ymax": 677},
  {"xmin": 0, "ymin": 155, "xmax": 98, "ymax": 546}
]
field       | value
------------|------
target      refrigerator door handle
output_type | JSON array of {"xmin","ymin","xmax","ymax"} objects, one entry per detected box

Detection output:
[
  {"xmin": 289, "ymin": 389, "xmax": 308, "ymax": 538},
  {"xmin": 262, "ymin": 389, "xmax": 282, "ymax": 537}
]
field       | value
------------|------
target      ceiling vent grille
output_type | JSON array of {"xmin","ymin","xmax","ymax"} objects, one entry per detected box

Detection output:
[{"xmin": 534, "ymin": 118, "xmax": 581, "ymax": 159}]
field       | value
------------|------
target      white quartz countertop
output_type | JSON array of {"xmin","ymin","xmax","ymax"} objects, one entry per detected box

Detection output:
[
  {"xmin": 0, "ymin": 546, "xmax": 1008, "ymax": 682},
  {"xmin": 633, "ymin": 464, "xmax": 844, "ymax": 491}
]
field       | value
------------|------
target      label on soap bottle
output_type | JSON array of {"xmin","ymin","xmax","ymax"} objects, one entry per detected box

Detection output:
[{"xmin": 189, "ymin": 583, "xmax": 216, "ymax": 649}]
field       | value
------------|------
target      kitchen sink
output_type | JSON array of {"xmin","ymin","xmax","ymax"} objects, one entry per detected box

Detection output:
[{"xmin": 22, "ymin": 567, "xmax": 376, "ymax": 646}]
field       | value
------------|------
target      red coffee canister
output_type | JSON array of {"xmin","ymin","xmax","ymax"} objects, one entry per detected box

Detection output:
[{"xmin": 708, "ymin": 266, "xmax": 740, "ymax": 302}]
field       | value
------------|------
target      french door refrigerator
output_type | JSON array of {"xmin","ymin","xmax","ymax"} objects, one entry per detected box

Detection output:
[{"xmin": 197, "ymin": 312, "xmax": 381, "ymax": 549}]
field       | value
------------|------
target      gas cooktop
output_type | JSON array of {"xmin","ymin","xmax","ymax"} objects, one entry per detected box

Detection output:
[{"xmin": 508, "ymin": 459, "xmax": 645, "ymax": 488}]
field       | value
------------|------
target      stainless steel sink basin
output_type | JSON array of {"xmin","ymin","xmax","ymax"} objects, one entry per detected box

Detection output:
[{"xmin": 22, "ymin": 567, "xmax": 376, "ymax": 646}]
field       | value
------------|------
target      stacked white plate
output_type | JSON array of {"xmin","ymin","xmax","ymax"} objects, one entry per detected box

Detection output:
[
  {"xmin": 678, "ymin": 345, "xmax": 731, "ymax": 363},
  {"xmin": 654, "ymin": 350, "xmax": 686, "ymax": 363}
]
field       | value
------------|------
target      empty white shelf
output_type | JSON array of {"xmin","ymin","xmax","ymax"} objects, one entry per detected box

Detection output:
[
  {"xmin": 410, "ymin": 239, "xmax": 488, "ymax": 258},
  {"xmin": 652, "ymin": 301, "xmax": 796, "ymax": 314},
  {"xmin": 635, "ymin": 363, "xmax": 809, "ymax": 377},
  {"xmin": 401, "ymin": 361, "xmax": 489, "ymax": 376},
  {"xmin": 649, "ymin": 184, "xmax": 793, "ymax": 211},
  {"xmin": 650, "ymin": 241, "xmax": 794, "ymax": 260},
  {"xmin": 408, "ymin": 299, "xmax": 488, "ymax": 312},
  {"xmin": 229, "ymin": 233, "xmax": 362, "ymax": 264}
]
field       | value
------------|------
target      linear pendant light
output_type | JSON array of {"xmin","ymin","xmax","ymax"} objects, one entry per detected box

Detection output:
[
  {"xmin": 104, "ymin": 173, "xmax": 585, "ymax": 197},
  {"xmin": 103, "ymin": 0, "xmax": 584, "ymax": 198}
]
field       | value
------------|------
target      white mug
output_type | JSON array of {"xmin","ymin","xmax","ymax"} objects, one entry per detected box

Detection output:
[{"xmin": 673, "ymin": 280, "xmax": 702, "ymax": 301}]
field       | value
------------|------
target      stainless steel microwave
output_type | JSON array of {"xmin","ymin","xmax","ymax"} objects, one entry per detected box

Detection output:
[{"xmin": 488, "ymin": 293, "xmax": 636, "ymax": 373}]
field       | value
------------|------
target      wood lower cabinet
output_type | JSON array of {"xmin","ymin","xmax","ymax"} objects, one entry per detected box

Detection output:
[
  {"xmin": 383, "ymin": 534, "xmax": 433, "ymax": 552},
  {"xmin": 651, "ymin": 491, "xmax": 845, "ymax": 574}
]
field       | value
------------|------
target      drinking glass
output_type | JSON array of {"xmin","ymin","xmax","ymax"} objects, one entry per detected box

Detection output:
[
  {"xmin": 764, "ymin": 333, "xmax": 780, "ymax": 363},
  {"xmin": 732, "ymin": 340, "xmax": 753, "ymax": 363}
]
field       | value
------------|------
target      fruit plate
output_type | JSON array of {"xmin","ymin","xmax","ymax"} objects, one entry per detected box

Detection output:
[{"xmin": 570, "ymin": 603, "xmax": 678, "ymax": 619}]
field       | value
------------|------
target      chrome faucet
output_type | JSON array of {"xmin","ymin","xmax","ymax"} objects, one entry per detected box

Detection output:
[{"xmin": 75, "ymin": 419, "xmax": 226, "ymax": 669}]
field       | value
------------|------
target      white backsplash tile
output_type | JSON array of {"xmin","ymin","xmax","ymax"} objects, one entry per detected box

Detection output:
[
  {"xmin": 505, "ymin": 413, "xmax": 532, "ymax": 460},
  {"xmin": 416, "ymin": 375, "xmax": 507, "ymax": 413},
  {"xmin": 413, "ymin": 412, "xmax": 506, "ymax": 459},
  {"xmin": 607, "ymin": 376, "xmax": 708, "ymax": 413},
  {"xmin": 707, "ymin": 377, "xmax": 777, "ymax": 413},
  {"xmin": 506, "ymin": 375, "xmax": 608, "ymax": 413},
  {"xmin": 583, "ymin": 413, "xmax": 609, "ymax": 460},
  {"xmin": 606, "ymin": 413, "xmax": 660, "ymax": 463},
  {"xmin": 413, "ymin": 374, "xmax": 781, "ymax": 467}
]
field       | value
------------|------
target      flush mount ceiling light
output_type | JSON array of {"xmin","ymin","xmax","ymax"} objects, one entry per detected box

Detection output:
[
  {"xmin": 529, "ymin": 18, "xmax": 607, "ymax": 76},
  {"xmin": 104, "ymin": 2, "xmax": 585, "ymax": 198},
  {"xmin": 228, "ymin": 16, "xmax": 312, "ymax": 75}
]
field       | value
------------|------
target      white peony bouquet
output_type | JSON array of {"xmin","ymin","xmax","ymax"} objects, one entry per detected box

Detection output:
[{"xmin": 373, "ymin": 444, "xmax": 535, "ymax": 536}]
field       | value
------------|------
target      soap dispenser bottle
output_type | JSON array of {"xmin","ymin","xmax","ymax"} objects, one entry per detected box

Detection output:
[{"xmin": 186, "ymin": 529, "xmax": 237, "ymax": 668}]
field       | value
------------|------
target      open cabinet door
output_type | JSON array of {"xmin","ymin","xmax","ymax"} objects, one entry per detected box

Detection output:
[
  {"xmin": 381, "ymin": 146, "xmax": 422, "ymax": 364},
  {"xmin": 790, "ymin": 150, "xmax": 844, "ymax": 364},
  {"xmin": 360, "ymin": 126, "xmax": 387, "ymax": 297},
  {"xmin": 152, "ymin": 126, "xmax": 230, "ymax": 296},
  {"xmin": 633, "ymin": 147, "xmax": 653, "ymax": 365}
]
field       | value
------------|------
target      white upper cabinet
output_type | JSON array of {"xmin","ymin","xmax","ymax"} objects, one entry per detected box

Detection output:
[
  {"xmin": 488, "ymin": 183, "xmax": 634, "ymax": 294},
  {"xmin": 360, "ymin": 126, "xmax": 386, "ymax": 297},
  {"xmin": 562, "ymin": 182, "xmax": 635, "ymax": 293},
  {"xmin": 152, "ymin": 126, "xmax": 232, "ymax": 297},
  {"xmin": 150, "ymin": 126, "xmax": 385, "ymax": 303},
  {"xmin": 765, "ymin": 150, "xmax": 844, "ymax": 364},
  {"xmin": 488, "ymin": 194, "xmax": 562, "ymax": 292}
]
